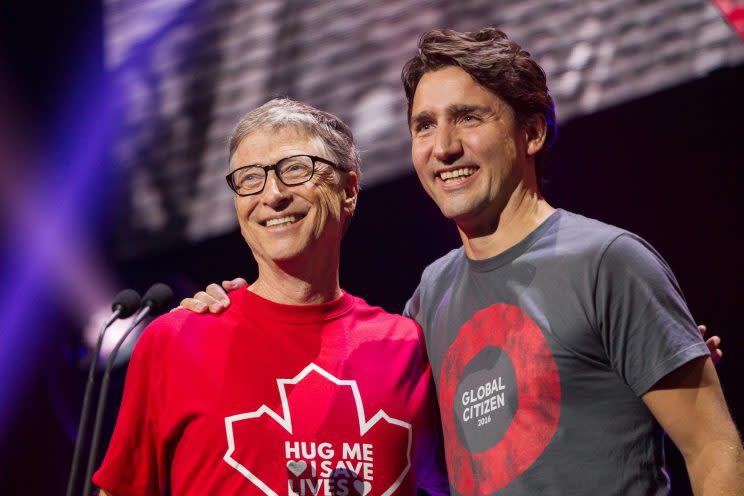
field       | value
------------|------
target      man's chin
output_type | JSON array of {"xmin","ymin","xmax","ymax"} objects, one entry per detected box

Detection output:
[
  {"xmin": 250, "ymin": 238, "xmax": 304, "ymax": 263},
  {"xmin": 437, "ymin": 202, "xmax": 474, "ymax": 222},
  {"xmin": 270, "ymin": 248, "xmax": 307, "ymax": 264}
]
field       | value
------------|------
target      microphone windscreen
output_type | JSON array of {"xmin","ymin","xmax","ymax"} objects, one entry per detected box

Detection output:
[
  {"xmin": 141, "ymin": 283, "xmax": 174, "ymax": 312},
  {"xmin": 111, "ymin": 289, "xmax": 142, "ymax": 318}
]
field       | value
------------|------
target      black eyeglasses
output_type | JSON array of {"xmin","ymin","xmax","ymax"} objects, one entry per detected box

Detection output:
[{"xmin": 226, "ymin": 154, "xmax": 346, "ymax": 196}]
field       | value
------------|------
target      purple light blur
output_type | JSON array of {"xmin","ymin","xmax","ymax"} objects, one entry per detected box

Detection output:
[
  {"xmin": 0, "ymin": 57, "xmax": 122, "ymax": 438},
  {"xmin": 0, "ymin": 0, "xmax": 206, "ymax": 440}
]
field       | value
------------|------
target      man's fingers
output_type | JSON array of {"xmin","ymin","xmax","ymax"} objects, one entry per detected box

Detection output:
[
  {"xmin": 221, "ymin": 277, "xmax": 248, "ymax": 291},
  {"xmin": 176, "ymin": 280, "xmax": 245, "ymax": 315},
  {"xmin": 207, "ymin": 283, "xmax": 230, "ymax": 303},
  {"xmin": 710, "ymin": 348, "xmax": 723, "ymax": 366},
  {"xmin": 206, "ymin": 283, "xmax": 231, "ymax": 312},
  {"xmin": 713, "ymin": 349, "xmax": 723, "ymax": 365},
  {"xmin": 192, "ymin": 290, "xmax": 227, "ymax": 314},
  {"xmin": 698, "ymin": 325, "xmax": 722, "ymax": 365},
  {"xmin": 705, "ymin": 336, "xmax": 722, "ymax": 366},
  {"xmin": 179, "ymin": 297, "xmax": 208, "ymax": 314}
]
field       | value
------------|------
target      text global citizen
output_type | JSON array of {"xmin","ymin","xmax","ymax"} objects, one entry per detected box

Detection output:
[{"xmin": 461, "ymin": 377, "xmax": 506, "ymax": 422}]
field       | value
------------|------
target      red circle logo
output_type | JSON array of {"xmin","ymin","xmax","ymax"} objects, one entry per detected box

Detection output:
[{"xmin": 439, "ymin": 304, "xmax": 560, "ymax": 494}]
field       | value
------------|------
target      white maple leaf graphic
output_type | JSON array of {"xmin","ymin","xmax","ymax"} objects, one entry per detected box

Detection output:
[{"xmin": 223, "ymin": 363, "xmax": 412, "ymax": 496}]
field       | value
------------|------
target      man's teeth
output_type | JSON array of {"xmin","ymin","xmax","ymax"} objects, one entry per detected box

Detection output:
[
  {"xmin": 439, "ymin": 168, "xmax": 476, "ymax": 181},
  {"xmin": 265, "ymin": 215, "xmax": 299, "ymax": 227}
]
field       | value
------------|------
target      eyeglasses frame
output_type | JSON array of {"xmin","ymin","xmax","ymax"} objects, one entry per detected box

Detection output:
[{"xmin": 226, "ymin": 154, "xmax": 346, "ymax": 196}]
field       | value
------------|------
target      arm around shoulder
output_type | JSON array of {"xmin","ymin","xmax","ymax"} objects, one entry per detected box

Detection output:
[{"xmin": 642, "ymin": 356, "xmax": 744, "ymax": 495}]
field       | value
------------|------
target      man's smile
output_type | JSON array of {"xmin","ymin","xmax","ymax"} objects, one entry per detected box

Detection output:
[
  {"xmin": 435, "ymin": 166, "xmax": 479, "ymax": 186},
  {"xmin": 261, "ymin": 214, "xmax": 306, "ymax": 228}
]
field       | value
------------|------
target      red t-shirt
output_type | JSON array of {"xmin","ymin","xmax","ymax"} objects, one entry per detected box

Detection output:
[{"xmin": 93, "ymin": 289, "xmax": 448, "ymax": 496}]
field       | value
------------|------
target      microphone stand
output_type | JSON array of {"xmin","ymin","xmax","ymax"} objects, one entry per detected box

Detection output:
[
  {"xmin": 81, "ymin": 305, "xmax": 153, "ymax": 496},
  {"xmin": 66, "ymin": 297, "xmax": 137, "ymax": 496}
]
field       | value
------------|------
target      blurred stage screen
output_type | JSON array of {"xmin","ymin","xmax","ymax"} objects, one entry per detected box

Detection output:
[{"xmin": 104, "ymin": 0, "xmax": 744, "ymax": 257}]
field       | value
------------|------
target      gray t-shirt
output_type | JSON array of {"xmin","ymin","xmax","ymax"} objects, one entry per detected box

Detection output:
[{"xmin": 404, "ymin": 209, "xmax": 709, "ymax": 496}]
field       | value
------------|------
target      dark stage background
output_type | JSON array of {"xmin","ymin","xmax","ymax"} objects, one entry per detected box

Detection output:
[{"xmin": 0, "ymin": 1, "xmax": 742, "ymax": 495}]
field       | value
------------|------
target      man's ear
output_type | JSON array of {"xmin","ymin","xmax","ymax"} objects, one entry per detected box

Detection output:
[
  {"xmin": 524, "ymin": 115, "xmax": 548, "ymax": 158},
  {"xmin": 341, "ymin": 170, "xmax": 359, "ymax": 217}
]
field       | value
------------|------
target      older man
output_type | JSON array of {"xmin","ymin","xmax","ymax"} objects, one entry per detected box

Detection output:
[
  {"xmin": 186, "ymin": 28, "xmax": 742, "ymax": 495},
  {"xmin": 92, "ymin": 98, "xmax": 448, "ymax": 495}
]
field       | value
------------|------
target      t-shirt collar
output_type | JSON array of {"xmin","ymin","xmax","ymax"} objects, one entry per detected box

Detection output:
[
  {"xmin": 466, "ymin": 209, "xmax": 563, "ymax": 273},
  {"xmin": 234, "ymin": 287, "xmax": 356, "ymax": 324}
]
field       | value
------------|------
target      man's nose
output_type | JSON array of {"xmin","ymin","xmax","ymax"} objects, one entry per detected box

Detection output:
[
  {"xmin": 261, "ymin": 171, "xmax": 291, "ymax": 208},
  {"xmin": 432, "ymin": 127, "xmax": 463, "ymax": 164}
]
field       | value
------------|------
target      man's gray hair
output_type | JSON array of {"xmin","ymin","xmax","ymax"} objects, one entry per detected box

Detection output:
[{"xmin": 229, "ymin": 98, "xmax": 361, "ymax": 178}]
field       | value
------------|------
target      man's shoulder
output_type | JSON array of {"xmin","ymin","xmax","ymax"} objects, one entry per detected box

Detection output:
[
  {"xmin": 401, "ymin": 248, "xmax": 466, "ymax": 322},
  {"xmin": 556, "ymin": 209, "xmax": 627, "ymax": 240},
  {"xmin": 551, "ymin": 209, "xmax": 640, "ymax": 257},
  {"xmin": 419, "ymin": 247, "xmax": 467, "ymax": 285},
  {"xmin": 345, "ymin": 292, "xmax": 417, "ymax": 324},
  {"xmin": 138, "ymin": 296, "xmax": 244, "ymax": 353},
  {"xmin": 556, "ymin": 210, "xmax": 679, "ymax": 292},
  {"xmin": 417, "ymin": 211, "xmax": 629, "ymax": 276},
  {"xmin": 134, "ymin": 309, "xmax": 200, "ymax": 355},
  {"xmin": 343, "ymin": 292, "xmax": 424, "ymax": 337}
]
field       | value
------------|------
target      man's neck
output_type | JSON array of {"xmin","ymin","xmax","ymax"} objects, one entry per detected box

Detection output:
[
  {"xmin": 458, "ymin": 184, "xmax": 555, "ymax": 261},
  {"xmin": 250, "ymin": 254, "xmax": 343, "ymax": 305}
]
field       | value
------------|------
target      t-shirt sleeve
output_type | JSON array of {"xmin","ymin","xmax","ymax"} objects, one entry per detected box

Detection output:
[
  {"xmin": 92, "ymin": 321, "xmax": 168, "ymax": 495},
  {"xmin": 403, "ymin": 249, "xmax": 460, "ymax": 327},
  {"xmin": 402, "ymin": 292, "xmax": 418, "ymax": 321},
  {"xmin": 403, "ymin": 271, "xmax": 429, "ymax": 324},
  {"xmin": 594, "ymin": 233, "xmax": 710, "ymax": 396}
]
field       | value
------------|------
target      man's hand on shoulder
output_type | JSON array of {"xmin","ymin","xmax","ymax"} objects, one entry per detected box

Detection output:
[
  {"xmin": 698, "ymin": 324, "xmax": 722, "ymax": 365},
  {"xmin": 173, "ymin": 278, "xmax": 247, "ymax": 314}
]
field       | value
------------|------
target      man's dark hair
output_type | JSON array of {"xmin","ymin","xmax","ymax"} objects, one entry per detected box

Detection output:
[{"xmin": 401, "ymin": 27, "xmax": 557, "ymax": 182}]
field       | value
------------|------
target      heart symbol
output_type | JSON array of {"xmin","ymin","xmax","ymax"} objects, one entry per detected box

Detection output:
[
  {"xmin": 286, "ymin": 460, "xmax": 307, "ymax": 477},
  {"xmin": 353, "ymin": 480, "xmax": 371, "ymax": 495}
]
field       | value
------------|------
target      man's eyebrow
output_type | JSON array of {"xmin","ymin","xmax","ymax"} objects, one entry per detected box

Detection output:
[
  {"xmin": 410, "ymin": 110, "xmax": 435, "ymax": 126},
  {"xmin": 448, "ymin": 104, "xmax": 488, "ymax": 116},
  {"xmin": 411, "ymin": 104, "xmax": 489, "ymax": 123}
]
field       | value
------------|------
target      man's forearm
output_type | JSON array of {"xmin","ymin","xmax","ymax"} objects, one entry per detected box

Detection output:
[
  {"xmin": 684, "ymin": 434, "xmax": 744, "ymax": 494},
  {"xmin": 643, "ymin": 358, "xmax": 743, "ymax": 496}
]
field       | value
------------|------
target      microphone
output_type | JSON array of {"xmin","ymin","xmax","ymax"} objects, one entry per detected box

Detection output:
[
  {"xmin": 112, "ymin": 289, "xmax": 143, "ymax": 319},
  {"xmin": 82, "ymin": 283, "xmax": 173, "ymax": 496},
  {"xmin": 65, "ymin": 289, "xmax": 141, "ymax": 496},
  {"xmin": 140, "ymin": 282, "xmax": 175, "ymax": 313}
]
